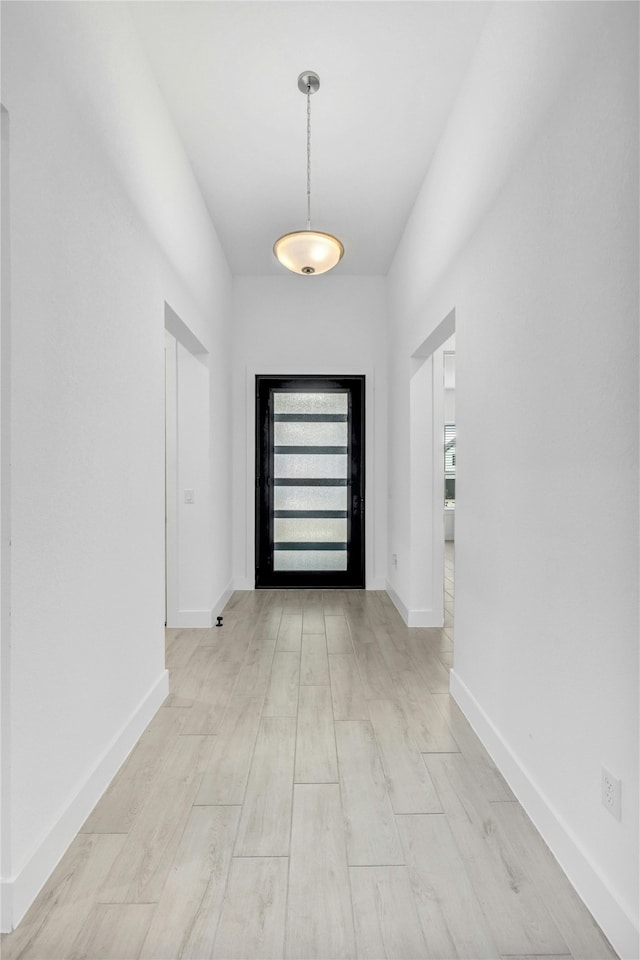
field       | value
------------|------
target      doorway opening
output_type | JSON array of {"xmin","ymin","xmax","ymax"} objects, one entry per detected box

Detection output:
[
  {"xmin": 443, "ymin": 349, "xmax": 456, "ymax": 643},
  {"xmin": 402, "ymin": 308, "xmax": 455, "ymax": 627},
  {"xmin": 255, "ymin": 375, "xmax": 365, "ymax": 589},
  {"xmin": 164, "ymin": 303, "xmax": 211, "ymax": 627}
]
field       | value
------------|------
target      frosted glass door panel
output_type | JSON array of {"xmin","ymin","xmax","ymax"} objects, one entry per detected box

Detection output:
[
  {"xmin": 274, "ymin": 518, "xmax": 347, "ymax": 543},
  {"xmin": 274, "ymin": 392, "xmax": 348, "ymax": 415},
  {"xmin": 275, "ymin": 550, "xmax": 347, "ymax": 571},
  {"xmin": 274, "ymin": 420, "xmax": 348, "ymax": 447},
  {"xmin": 274, "ymin": 485, "xmax": 347, "ymax": 512},
  {"xmin": 275, "ymin": 453, "xmax": 348, "ymax": 479},
  {"xmin": 272, "ymin": 390, "xmax": 349, "ymax": 572}
]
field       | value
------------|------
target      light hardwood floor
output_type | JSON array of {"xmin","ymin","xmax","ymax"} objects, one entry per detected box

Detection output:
[{"xmin": 2, "ymin": 549, "xmax": 618, "ymax": 959}]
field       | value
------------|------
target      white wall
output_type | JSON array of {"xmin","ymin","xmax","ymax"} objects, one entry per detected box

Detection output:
[
  {"xmin": 387, "ymin": 4, "xmax": 639, "ymax": 957},
  {"xmin": 232, "ymin": 275, "xmax": 388, "ymax": 591},
  {"xmin": 0, "ymin": 104, "xmax": 12, "ymax": 917},
  {"xmin": 444, "ymin": 389, "xmax": 455, "ymax": 424},
  {"xmin": 0, "ymin": 3, "xmax": 232, "ymax": 931}
]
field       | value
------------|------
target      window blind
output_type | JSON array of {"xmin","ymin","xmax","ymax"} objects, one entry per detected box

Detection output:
[{"xmin": 445, "ymin": 423, "xmax": 456, "ymax": 474}]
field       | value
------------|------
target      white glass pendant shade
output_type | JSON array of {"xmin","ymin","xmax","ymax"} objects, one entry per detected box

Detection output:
[{"xmin": 274, "ymin": 230, "xmax": 344, "ymax": 276}]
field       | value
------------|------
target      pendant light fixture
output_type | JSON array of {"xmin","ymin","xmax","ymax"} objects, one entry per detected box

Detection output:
[{"xmin": 274, "ymin": 71, "xmax": 344, "ymax": 276}]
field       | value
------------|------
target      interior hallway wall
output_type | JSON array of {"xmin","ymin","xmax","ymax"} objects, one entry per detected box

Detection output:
[
  {"xmin": 0, "ymin": 3, "xmax": 232, "ymax": 931},
  {"xmin": 387, "ymin": 4, "xmax": 639, "ymax": 957},
  {"xmin": 231, "ymin": 275, "xmax": 388, "ymax": 591}
]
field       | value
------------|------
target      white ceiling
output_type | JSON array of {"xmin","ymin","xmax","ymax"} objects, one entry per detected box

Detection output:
[{"xmin": 129, "ymin": 2, "xmax": 491, "ymax": 276}]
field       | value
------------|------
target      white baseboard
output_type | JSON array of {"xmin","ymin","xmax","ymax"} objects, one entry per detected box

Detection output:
[
  {"xmin": 170, "ymin": 581, "xmax": 234, "ymax": 628},
  {"xmin": 450, "ymin": 669, "xmax": 639, "ymax": 960},
  {"xmin": 169, "ymin": 584, "xmax": 234, "ymax": 629},
  {"xmin": 172, "ymin": 609, "xmax": 213, "ymax": 628},
  {"xmin": 407, "ymin": 608, "xmax": 440, "ymax": 627},
  {"xmin": 385, "ymin": 582, "xmax": 441, "ymax": 627},
  {"xmin": 1, "ymin": 670, "xmax": 169, "ymax": 933},
  {"xmin": 214, "ymin": 581, "xmax": 234, "ymax": 618},
  {"xmin": 386, "ymin": 582, "xmax": 409, "ymax": 623}
]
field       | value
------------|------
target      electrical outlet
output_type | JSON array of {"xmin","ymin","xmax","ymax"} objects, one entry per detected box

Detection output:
[
  {"xmin": 601, "ymin": 767, "xmax": 622, "ymax": 821},
  {"xmin": 392, "ymin": 553, "xmax": 398, "ymax": 568}
]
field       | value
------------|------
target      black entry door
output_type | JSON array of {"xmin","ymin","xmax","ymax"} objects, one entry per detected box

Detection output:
[{"xmin": 256, "ymin": 376, "xmax": 365, "ymax": 588}]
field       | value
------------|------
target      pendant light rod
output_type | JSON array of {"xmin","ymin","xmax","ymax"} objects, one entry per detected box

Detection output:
[
  {"xmin": 306, "ymin": 82, "xmax": 311, "ymax": 230},
  {"xmin": 298, "ymin": 72, "xmax": 320, "ymax": 231}
]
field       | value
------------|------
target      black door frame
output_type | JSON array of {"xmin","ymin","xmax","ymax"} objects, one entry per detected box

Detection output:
[{"xmin": 255, "ymin": 375, "xmax": 365, "ymax": 589}]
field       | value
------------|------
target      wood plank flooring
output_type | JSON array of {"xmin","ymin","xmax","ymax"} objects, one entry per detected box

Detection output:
[{"xmin": 2, "ymin": 550, "xmax": 619, "ymax": 959}]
